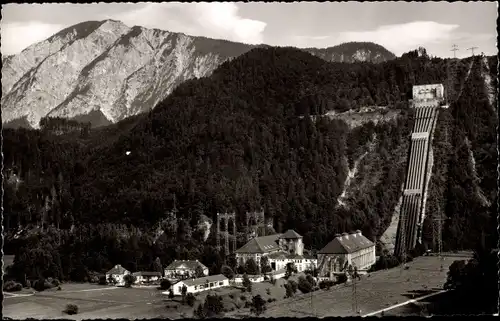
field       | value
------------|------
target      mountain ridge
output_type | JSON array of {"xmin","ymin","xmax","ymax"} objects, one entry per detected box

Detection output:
[{"xmin": 2, "ymin": 19, "xmax": 396, "ymax": 128}]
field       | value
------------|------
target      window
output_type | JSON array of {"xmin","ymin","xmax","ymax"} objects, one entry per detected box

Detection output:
[
  {"xmin": 219, "ymin": 282, "xmax": 223, "ymax": 286},
  {"xmin": 210, "ymin": 282, "xmax": 214, "ymax": 287}
]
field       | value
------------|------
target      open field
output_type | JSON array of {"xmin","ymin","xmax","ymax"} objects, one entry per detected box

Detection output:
[
  {"xmin": 3, "ymin": 284, "xmax": 193, "ymax": 319},
  {"xmin": 3, "ymin": 252, "xmax": 472, "ymax": 319},
  {"xmin": 228, "ymin": 252, "xmax": 472, "ymax": 318}
]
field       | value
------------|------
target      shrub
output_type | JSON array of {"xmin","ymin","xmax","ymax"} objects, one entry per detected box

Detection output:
[
  {"xmin": 3, "ymin": 281, "xmax": 22, "ymax": 292},
  {"xmin": 51, "ymin": 279, "xmax": 60, "ymax": 287},
  {"xmin": 298, "ymin": 276, "xmax": 313, "ymax": 294},
  {"xmin": 64, "ymin": 304, "xmax": 79, "ymax": 315},
  {"xmin": 240, "ymin": 295, "xmax": 247, "ymax": 301},
  {"xmin": 123, "ymin": 274, "xmax": 136, "ymax": 287},
  {"xmin": 186, "ymin": 293, "xmax": 196, "ymax": 307},
  {"xmin": 98, "ymin": 275, "xmax": 107, "ymax": 285},
  {"xmin": 267, "ymin": 298, "xmax": 273, "ymax": 303},
  {"xmin": 229, "ymin": 294, "xmax": 234, "ymax": 299},
  {"xmin": 57, "ymin": 286, "xmax": 62, "ymax": 290},
  {"xmin": 266, "ymin": 288, "xmax": 271, "ymax": 295},
  {"xmin": 160, "ymin": 279, "xmax": 172, "ymax": 290},
  {"xmin": 336, "ymin": 274, "xmax": 348, "ymax": 284}
]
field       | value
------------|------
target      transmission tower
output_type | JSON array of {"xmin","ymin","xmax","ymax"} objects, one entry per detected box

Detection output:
[
  {"xmin": 467, "ymin": 46, "xmax": 478, "ymax": 56},
  {"xmin": 432, "ymin": 203, "xmax": 447, "ymax": 271},
  {"xmin": 216, "ymin": 212, "xmax": 237, "ymax": 257},
  {"xmin": 450, "ymin": 44, "xmax": 459, "ymax": 59}
]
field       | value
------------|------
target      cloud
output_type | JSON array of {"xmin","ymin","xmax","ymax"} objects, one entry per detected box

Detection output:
[
  {"xmin": 1, "ymin": 21, "xmax": 65, "ymax": 55},
  {"xmin": 113, "ymin": 2, "xmax": 267, "ymax": 45},
  {"xmin": 336, "ymin": 21, "xmax": 460, "ymax": 55}
]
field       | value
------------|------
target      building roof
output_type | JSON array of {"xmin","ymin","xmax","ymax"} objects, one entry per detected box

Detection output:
[
  {"xmin": 279, "ymin": 229, "xmax": 302, "ymax": 239},
  {"xmin": 235, "ymin": 234, "xmax": 282, "ymax": 254},
  {"xmin": 107, "ymin": 264, "xmax": 129, "ymax": 275},
  {"xmin": 165, "ymin": 260, "xmax": 208, "ymax": 271},
  {"xmin": 132, "ymin": 271, "xmax": 162, "ymax": 277},
  {"xmin": 318, "ymin": 231, "xmax": 374, "ymax": 254},
  {"xmin": 266, "ymin": 251, "xmax": 316, "ymax": 260},
  {"xmin": 178, "ymin": 274, "xmax": 228, "ymax": 287}
]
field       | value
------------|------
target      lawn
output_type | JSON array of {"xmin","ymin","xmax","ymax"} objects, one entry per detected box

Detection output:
[{"xmin": 227, "ymin": 252, "xmax": 472, "ymax": 318}]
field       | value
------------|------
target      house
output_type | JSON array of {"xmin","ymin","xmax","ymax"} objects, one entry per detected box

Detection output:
[
  {"xmin": 106, "ymin": 264, "xmax": 131, "ymax": 286},
  {"xmin": 317, "ymin": 230, "xmax": 376, "ymax": 278},
  {"xmin": 269, "ymin": 269, "xmax": 287, "ymax": 280},
  {"xmin": 164, "ymin": 260, "xmax": 209, "ymax": 279},
  {"xmin": 166, "ymin": 274, "xmax": 229, "ymax": 296},
  {"xmin": 234, "ymin": 274, "xmax": 265, "ymax": 284},
  {"xmin": 132, "ymin": 271, "xmax": 162, "ymax": 284},
  {"xmin": 235, "ymin": 229, "xmax": 317, "ymax": 273}
]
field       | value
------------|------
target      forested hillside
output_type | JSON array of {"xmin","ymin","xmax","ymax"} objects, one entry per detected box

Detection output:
[{"xmin": 3, "ymin": 47, "xmax": 497, "ymax": 283}]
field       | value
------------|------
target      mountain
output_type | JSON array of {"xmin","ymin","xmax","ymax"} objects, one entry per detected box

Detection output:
[
  {"xmin": 3, "ymin": 47, "xmax": 497, "ymax": 283},
  {"xmin": 1, "ymin": 19, "xmax": 396, "ymax": 129}
]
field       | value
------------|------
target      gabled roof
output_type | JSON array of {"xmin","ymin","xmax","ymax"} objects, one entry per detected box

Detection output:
[
  {"xmin": 279, "ymin": 229, "xmax": 302, "ymax": 239},
  {"xmin": 165, "ymin": 260, "xmax": 208, "ymax": 271},
  {"xmin": 235, "ymin": 234, "xmax": 282, "ymax": 254},
  {"xmin": 318, "ymin": 232, "xmax": 374, "ymax": 254},
  {"xmin": 132, "ymin": 271, "xmax": 162, "ymax": 277},
  {"xmin": 179, "ymin": 274, "xmax": 228, "ymax": 287},
  {"xmin": 107, "ymin": 264, "xmax": 129, "ymax": 275}
]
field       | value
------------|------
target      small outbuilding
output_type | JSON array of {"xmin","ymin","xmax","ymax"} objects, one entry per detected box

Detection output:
[{"xmin": 166, "ymin": 274, "xmax": 229, "ymax": 296}]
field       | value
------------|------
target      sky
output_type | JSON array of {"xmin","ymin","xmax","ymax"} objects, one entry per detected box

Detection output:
[{"xmin": 1, "ymin": 2, "xmax": 497, "ymax": 58}]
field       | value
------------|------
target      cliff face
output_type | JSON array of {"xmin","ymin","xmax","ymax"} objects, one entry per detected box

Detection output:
[{"xmin": 2, "ymin": 20, "xmax": 396, "ymax": 129}]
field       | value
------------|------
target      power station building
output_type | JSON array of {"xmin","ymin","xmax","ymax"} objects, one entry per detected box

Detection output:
[
  {"xmin": 235, "ymin": 229, "xmax": 317, "ymax": 273},
  {"xmin": 317, "ymin": 230, "xmax": 376, "ymax": 277}
]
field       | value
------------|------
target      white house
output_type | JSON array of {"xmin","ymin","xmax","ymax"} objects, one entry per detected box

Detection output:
[
  {"xmin": 234, "ymin": 274, "xmax": 265, "ymax": 284},
  {"xmin": 317, "ymin": 230, "xmax": 376, "ymax": 278},
  {"xmin": 164, "ymin": 260, "xmax": 209, "ymax": 279},
  {"xmin": 235, "ymin": 229, "xmax": 317, "ymax": 273},
  {"xmin": 132, "ymin": 271, "xmax": 162, "ymax": 284},
  {"xmin": 166, "ymin": 274, "xmax": 229, "ymax": 296},
  {"xmin": 106, "ymin": 264, "xmax": 131, "ymax": 286}
]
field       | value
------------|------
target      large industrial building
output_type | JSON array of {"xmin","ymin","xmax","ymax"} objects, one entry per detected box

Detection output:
[
  {"xmin": 317, "ymin": 230, "xmax": 376, "ymax": 278},
  {"xmin": 235, "ymin": 229, "xmax": 317, "ymax": 273}
]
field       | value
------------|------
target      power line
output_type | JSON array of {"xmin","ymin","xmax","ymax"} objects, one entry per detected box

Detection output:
[
  {"xmin": 467, "ymin": 46, "xmax": 478, "ymax": 56},
  {"xmin": 451, "ymin": 44, "xmax": 459, "ymax": 59}
]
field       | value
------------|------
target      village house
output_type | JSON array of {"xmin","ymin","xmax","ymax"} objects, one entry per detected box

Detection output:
[
  {"xmin": 132, "ymin": 271, "xmax": 162, "ymax": 284},
  {"xmin": 234, "ymin": 274, "xmax": 264, "ymax": 284},
  {"xmin": 317, "ymin": 230, "xmax": 376, "ymax": 278},
  {"xmin": 166, "ymin": 274, "xmax": 229, "ymax": 295},
  {"xmin": 106, "ymin": 264, "xmax": 130, "ymax": 286},
  {"xmin": 164, "ymin": 260, "xmax": 209, "ymax": 279},
  {"xmin": 235, "ymin": 229, "xmax": 318, "ymax": 273}
]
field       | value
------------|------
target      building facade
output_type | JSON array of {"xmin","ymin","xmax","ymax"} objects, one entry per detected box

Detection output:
[
  {"xmin": 106, "ymin": 264, "xmax": 131, "ymax": 286},
  {"xmin": 318, "ymin": 230, "xmax": 376, "ymax": 277},
  {"xmin": 167, "ymin": 274, "xmax": 229, "ymax": 295},
  {"xmin": 132, "ymin": 271, "xmax": 162, "ymax": 284},
  {"xmin": 235, "ymin": 229, "xmax": 317, "ymax": 273},
  {"xmin": 164, "ymin": 260, "xmax": 209, "ymax": 279}
]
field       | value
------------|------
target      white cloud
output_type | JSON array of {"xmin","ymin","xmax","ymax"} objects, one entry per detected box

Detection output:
[
  {"xmin": 113, "ymin": 2, "xmax": 266, "ymax": 45},
  {"xmin": 336, "ymin": 21, "xmax": 460, "ymax": 55},
  {"xmin": 1, "ymin": 21, "xmax": 65, "ymax": 55}
]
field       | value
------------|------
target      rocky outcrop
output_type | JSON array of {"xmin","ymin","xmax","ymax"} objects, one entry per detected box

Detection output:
[{"xmin": 2, "ymin": 20, "xmax": 396, "ymax": 129}]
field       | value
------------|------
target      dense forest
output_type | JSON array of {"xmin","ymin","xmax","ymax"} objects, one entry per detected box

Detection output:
[{"xmin": 2, "ymin": 47, "xmax": 497, "ymax": 283}]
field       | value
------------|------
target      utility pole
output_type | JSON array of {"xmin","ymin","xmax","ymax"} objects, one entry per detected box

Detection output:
[
  {"xmin": 451, "ymin": 44, "xmax": 459, "ymax": 59},
  {"xmin": 467, "ymin": 46, "xmax": 478, "ymax": 56}
]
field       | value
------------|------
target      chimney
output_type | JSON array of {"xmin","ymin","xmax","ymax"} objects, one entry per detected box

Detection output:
[
  {"xmin": 342, "ymin": 232, "xmax": 348, "ymax": 240},
  {"xmin": 355, "ymin": 230, "xmax": 361, "ymax": 236}
]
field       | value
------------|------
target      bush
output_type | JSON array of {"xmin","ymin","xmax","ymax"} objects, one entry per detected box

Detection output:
[
  {"xmin": 186, "ymin": 293, "xmax": 196, "ymax": 307},
  {"xmin": 160, "ymin": 279, "xmax": 172, "ymax": 290},
  {"xmin": 3, "ymin": 280, "xmax": 22, "ymax": 292},
  {"xmin": 266, "ymin": 288, "xmax": 271, "ymax": 295},
  {"xmin": 336, "ymin": 274, "xmax": 348, "ymax": 284},
  {"xmin": 267, "ymin": 298, "xmax": 273, "ymax": 303},
  {"xmin": 64, "ymin": 304, "xmax": 79, "ymax": 315},
  {"xmin": 98, "ymin": 275, "xmax": 107, "ymax": 285},
  {"xmin": 297, "ymin": 276, "xmax": 313, "ymax": 294},
  {"xmin": 51, "ymin": 279, "xmax": 60, "ymax": 287},
  {"xmin": 240, "ymin": 295, "xmax": 247, "ymax": 301},
  {"xmin": 57, "ymin": 286, "xmax": 62, "ymax": 290}
]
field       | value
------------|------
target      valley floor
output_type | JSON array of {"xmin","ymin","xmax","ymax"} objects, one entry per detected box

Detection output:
[
  {"xmin": 227, "ymin": 251, "xmax": 472, "ymax": 318},
  {"xmin": 3, "ymin": 252, "xmax": 472, "ymax": 319}
]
